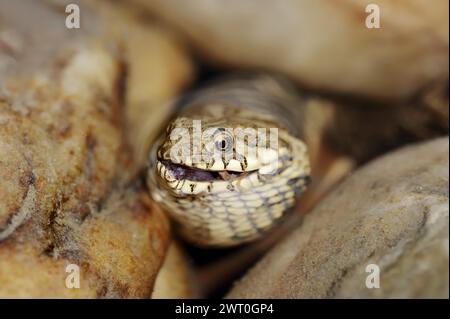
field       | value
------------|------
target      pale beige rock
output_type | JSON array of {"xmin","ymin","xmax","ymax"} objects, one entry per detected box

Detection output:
[
  {"xmin": 95, "ymin": 0, "xmax": 194, "ymax": 169},
  {"xmin": 227, "ymin": 137, "xmax": 449, "ymax": 298},
  {"xmin": 134, "ymin": 0, "xmax": 449, "ymax": 101},
  {"xmin": 152, "ymin": 242, "xmax": 197, "ymax": 299}
]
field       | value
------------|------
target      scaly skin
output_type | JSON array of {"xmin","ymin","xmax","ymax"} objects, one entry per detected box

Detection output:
[{"xmin": 147, "ymin": 75, "xmax": 311, "ymax": 247}]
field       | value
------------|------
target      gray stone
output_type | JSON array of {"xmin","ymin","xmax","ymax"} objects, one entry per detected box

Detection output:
[{"xmin": 227, "ymin": 137, "xmax": 449, "ymax": 298}]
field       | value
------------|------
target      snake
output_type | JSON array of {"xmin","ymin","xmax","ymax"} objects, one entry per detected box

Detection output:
[{"xmin": 146, "ymin": 74, "xmax": 311, "ymax": 247}]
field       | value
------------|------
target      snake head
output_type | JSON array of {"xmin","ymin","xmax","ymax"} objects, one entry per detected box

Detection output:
[
  {"xmin": 154, "ymin": 111, "xmax": 310, "ymax": 197},
  {"xmin": 146, "ymin": 84, "xmax": 311, "ymax": 247}
]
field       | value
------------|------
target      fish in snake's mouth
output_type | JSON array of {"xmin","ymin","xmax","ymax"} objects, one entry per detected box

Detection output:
[{"xmin": 159, "ymin": 160, "xmax": 252, "ymax": 182}]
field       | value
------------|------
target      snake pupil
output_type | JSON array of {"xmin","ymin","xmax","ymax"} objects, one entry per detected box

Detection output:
[{"xmin": 216, "ymin": 139, "xmax": 227, "ymax": 150}]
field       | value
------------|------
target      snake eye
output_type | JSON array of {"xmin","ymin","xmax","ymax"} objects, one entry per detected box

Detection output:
[
  {"xmin": 216, "ymin": 139, "xmax": 227, "ymax": 150},
  {"xmin": 214, "ymin": 132, "xmax": 233, "ymax": 152}
]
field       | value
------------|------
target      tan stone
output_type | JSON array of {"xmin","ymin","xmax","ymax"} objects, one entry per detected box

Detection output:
[
  {"xmin": 134, "ymin": 0, "xmax": 448, "ymax": 101},
  {"xmin": 153, "ymin": 242, "xmax": 198, "ymax": 299},
  {"xmin": 0, "ymin": 0, "xmax": 195, "ymax": 298}
]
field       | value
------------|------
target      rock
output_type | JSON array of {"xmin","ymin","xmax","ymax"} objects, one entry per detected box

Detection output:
[
  {"xmin": 0, "ymin": 0, "xmax": 181, "ymax": 298},
  {"xmin": 0, "ymin": 189, "xmax": 170, "ymax": 298},
  {"xmin": 227, "ymin": 137, "xmax": 449, "ymax": 298},
  {"xmin": 152, "ymin": 242, "xmax": 197, "ymax": 298},
  {"xmin": 134, "ymin": 0, "xmax": 449, "ymax": 101},
  {"xmin": 100, "ymin": 1, "xmax": 194, "ymax": 169}
]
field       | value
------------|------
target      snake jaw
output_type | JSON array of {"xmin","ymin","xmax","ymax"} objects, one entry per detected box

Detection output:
[
  {"xmin": 157, "ymin": 160, "xmax": 256, "ymax": 183},
  {"xmin": 155, "ymin": 158, "xmax": 265, "ymax": 195},
  {"xmin": 155, "ymin": 134, "xmax": 289, "ymax": 196},
  {"xmin": 157, "ymin": 139, "xmax": 279, "ymax": 175}
]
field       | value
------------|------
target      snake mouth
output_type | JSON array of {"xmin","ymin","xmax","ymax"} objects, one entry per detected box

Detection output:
[{"xmin": 158, "ymin": 160, "xmax": 251, "ymax": 182}]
